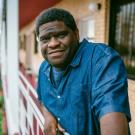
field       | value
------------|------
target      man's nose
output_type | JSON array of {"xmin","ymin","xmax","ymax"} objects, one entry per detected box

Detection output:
[{"xmin": 48, "ymin": 37, "xmax": 60, "ymax": 48}]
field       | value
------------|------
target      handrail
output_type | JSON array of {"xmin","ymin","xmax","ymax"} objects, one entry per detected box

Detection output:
[
  {"xmin": 19, "ymin": 71, "xmax": 45, "ymax": 135},
  {"xmin": 19, "ymin": 71, "xmax": 37, "ymax": 97}
]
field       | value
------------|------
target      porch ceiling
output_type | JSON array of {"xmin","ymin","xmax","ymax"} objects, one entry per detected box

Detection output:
[{"xmin": 19, "ymin": 0, "xmax": 61, "ymax": 29}]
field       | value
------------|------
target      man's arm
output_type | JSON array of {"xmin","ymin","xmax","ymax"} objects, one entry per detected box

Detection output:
[
  {"xmin": 100, "ymin": 112, "xmax": 128, "ymax": 135},
  {"xmin": 91, "ymin": 46, "xmax": 131, "ymax": 134},
  {"xmin": 40, "ymin": 104, "xmax": 65, "ymax": 135}
]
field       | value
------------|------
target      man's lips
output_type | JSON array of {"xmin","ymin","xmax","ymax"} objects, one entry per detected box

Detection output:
[
  {"xmin": 48, "ymin": 50, "xmax": 65, "ymax": 57},
  {"xmin": 48, "ymin": 50, "xmax": 65, "ymax": 54}
]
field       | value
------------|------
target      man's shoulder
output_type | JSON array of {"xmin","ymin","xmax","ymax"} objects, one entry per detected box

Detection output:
[
  {"xmin": 81, "ymin": 39, "xmax": 121, "ymax": 64},
  {"xmin": 80, "ymin": 39, "xmax": 96, "ymax": 54},
  {"xmin": 81, "ymin": 39, "xmax": 112, "ymax": 57},
  {"xmin": 90, "ymin": 42, "xmax": 119, "ymax": 58},
  {"xmin": 81, "ymin": 39, "xmax": 109, "ymax": 52}
]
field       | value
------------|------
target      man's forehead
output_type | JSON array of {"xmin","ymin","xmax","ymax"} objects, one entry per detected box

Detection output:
[{"xmin": 39, "ymin": 21, "xmax": 66, "ymax": 32}]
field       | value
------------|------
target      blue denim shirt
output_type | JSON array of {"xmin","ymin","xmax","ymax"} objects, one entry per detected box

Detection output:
[{"xmin": 37, "ymin": 39, "xmax": 131, "ymax": 135}]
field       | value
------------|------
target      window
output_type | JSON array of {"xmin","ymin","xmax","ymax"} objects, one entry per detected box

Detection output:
[{"xmin": 109, "ymin": 1, "xmax": 135, "ymax": 79}]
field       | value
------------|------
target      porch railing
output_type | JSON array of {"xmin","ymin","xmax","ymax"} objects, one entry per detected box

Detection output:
[{"xmin": 19, "ymin": 71, "xmax": 45, "ymax": 135}]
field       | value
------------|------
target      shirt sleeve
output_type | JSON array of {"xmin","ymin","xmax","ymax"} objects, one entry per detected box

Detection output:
[{"xmin": 91, "ymin": 44, "xmax": 131, "ymax": 122}]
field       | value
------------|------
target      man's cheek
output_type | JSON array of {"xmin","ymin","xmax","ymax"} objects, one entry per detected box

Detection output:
[{"xmin": 41, "ymin": 50, "xmax": 46, "ymax": 58}]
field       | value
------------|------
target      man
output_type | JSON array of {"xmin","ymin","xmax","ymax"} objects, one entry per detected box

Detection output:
[{"xmin": 35, "ymin": 8, "xmax": 131, "ymax": 135}]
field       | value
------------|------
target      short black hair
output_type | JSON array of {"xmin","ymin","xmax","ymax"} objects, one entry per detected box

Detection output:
[{"xmin": 35, "ymin": 8, "xmax": 78, "ymax": 37}]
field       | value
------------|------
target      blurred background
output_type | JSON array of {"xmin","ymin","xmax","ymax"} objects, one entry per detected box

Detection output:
[{"xmin": 0, "ymin": 0, "xmax": 135, "ymax": 134}]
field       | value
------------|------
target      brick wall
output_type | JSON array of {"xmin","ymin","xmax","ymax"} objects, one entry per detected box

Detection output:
[
  {"xmin": 54, "ymin": 0, "xmax": 108, "ymax": 43},
  {"xmin": 128, "ymin": 79, "xmax": 135, "ymax": 134}
]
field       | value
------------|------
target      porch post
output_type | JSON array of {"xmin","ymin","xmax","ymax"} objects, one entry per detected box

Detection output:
[{"xmin": 6, "ymin": 0, "xmax": 19, "ymax": 134}]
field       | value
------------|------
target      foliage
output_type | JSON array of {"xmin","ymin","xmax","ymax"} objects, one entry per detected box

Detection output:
[
  {"xmin": 0, "ymin": 111, "xmax": 2, "ymax": 135},
  {"xmin": 0, "ymin": 96, "xmax": 4, "ymax": 108}
]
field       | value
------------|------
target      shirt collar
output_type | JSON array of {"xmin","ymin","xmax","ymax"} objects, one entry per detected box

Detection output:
[
  {"xmin": 69, "ymin": 39, "xmax": 87, "ymax": 68},
  {"xmin": 44, "ymin": 64, "xmax": 51, "ymax": 79}
]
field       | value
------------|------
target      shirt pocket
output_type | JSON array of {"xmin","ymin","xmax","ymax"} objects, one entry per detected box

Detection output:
[{"xmin": 69, "ymin": 84, "xmax": 90, "ymax": 135}]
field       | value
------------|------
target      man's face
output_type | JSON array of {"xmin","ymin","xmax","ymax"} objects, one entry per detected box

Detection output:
[{"xmin": 38, "ymin": 21, "xmax": 79, "ymax": 70}]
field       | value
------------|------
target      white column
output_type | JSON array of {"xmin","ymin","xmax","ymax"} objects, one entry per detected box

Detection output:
[
  {"xmin": 6, "ymin": 0, "xmax": 19, "ymax": 134},
  {"xmin": 0, "ymin": 0, "xmax": 4, "ymax": 63}
]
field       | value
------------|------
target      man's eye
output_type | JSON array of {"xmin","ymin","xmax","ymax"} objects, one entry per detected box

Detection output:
[
  {"xmin": 58, "ymin": 34, "xmax": 65, "ymax": 38},
  {"xmin": 57, "ymin": 32, "xmax": 68, "ymax": 38},
  {"xmin": 40, "ymin": 37, "xmax": 50, "ymax": 43}
]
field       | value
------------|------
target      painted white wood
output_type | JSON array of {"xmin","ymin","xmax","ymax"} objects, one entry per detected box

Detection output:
[{"xmin": 6, "ymin": 0, "xmax": 19, "ymax": 134}]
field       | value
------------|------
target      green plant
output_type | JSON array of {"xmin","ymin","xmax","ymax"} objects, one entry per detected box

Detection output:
[
  {"xmin": 0, "ymin": 96, "xmax": 4, "ymax": 109},
  {"xmin": 0, "ymin": 111, "xmax": 2, "ymax": 135}
]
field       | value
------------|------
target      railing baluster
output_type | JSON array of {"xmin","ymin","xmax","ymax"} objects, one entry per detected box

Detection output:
[{"xmin": 19, "ymin": 71, "xmax": 45, "ymax": 135}]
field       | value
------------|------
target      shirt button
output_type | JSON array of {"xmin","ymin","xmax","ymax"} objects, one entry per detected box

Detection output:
[
  {"xmin": 57, "ymin": 117, "xmax": 60, "ymax": 121},
  {"xmin": 57, "ymin": 95, "xmax": 61, "ymax": 99}
]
